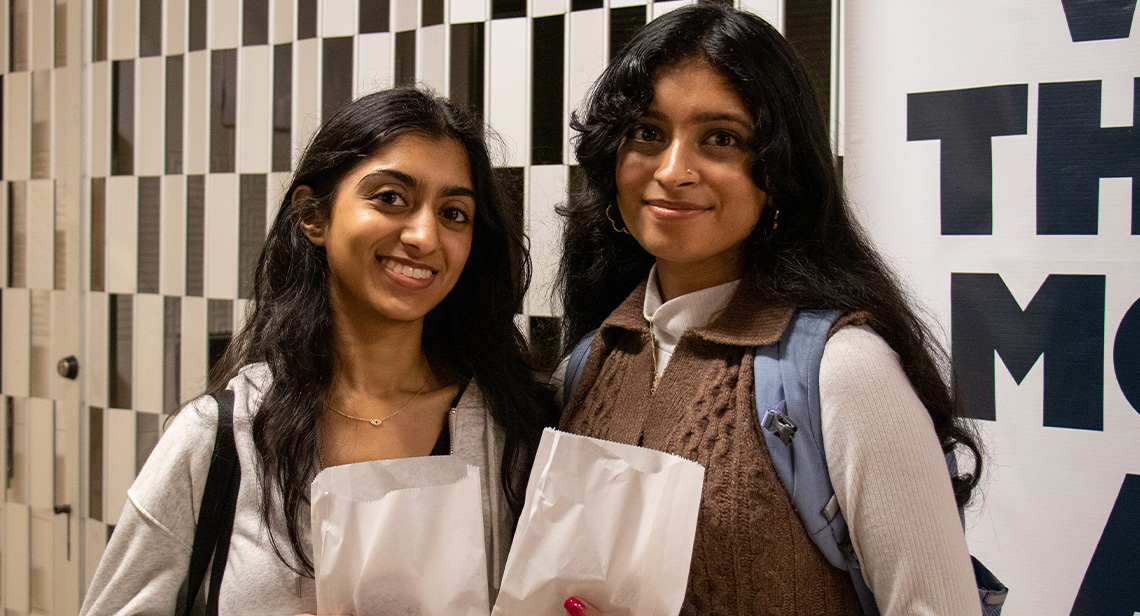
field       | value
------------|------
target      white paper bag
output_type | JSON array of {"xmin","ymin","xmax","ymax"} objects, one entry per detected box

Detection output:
[
  {"xmin": 492, "ymin": 429, "xmax": 705, "ymax": 616},
  {"xmin": 311, "ymin": 456, "xmax": 490, "ymax": 616}
]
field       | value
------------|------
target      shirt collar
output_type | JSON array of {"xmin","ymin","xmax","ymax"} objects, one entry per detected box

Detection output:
[
  {"xmin": 642, "ymin": 264, "xmax": 741, "ymax": 348},
  {"xmin": 602, "ymin": 268, "xmax": 795, "ymax": 347}
]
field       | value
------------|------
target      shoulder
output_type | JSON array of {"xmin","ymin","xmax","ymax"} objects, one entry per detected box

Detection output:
[
  {"xmin": 229, "ymin": 362, "xmax": 273, "ymax": 421},
  {"xmin": 818, "ymin": 324, "xmax": 936, "ymax": 454},
  {"xmin": 820, "ymin": 324, "xmax": 905, "ymax": 386},
  {"xmin": 127, "ymin": 363, "xmax": 270, "ymax": 531}
]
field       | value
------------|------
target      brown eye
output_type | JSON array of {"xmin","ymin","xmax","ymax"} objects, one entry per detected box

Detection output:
[
  {"xmin": 440, "ymin": 205, "xmax": 472, "ymax": 224},
  {"xmin": 707, "ymin": 131, "xmax": 740, "ymax": 148},
  {"xmin": 630, "ymin": 125, "xmax": 661, "ymax": 142},
  {"xmin": 373, "ymin": 190, "xmax": 408, "ymax": 206}
]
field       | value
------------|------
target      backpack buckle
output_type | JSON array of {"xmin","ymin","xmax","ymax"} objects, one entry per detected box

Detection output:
[{"xmin": 761, "ymin": 405, "xmax": 797, "ymax": 446}]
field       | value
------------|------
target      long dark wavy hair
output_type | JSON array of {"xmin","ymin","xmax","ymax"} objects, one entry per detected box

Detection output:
[
  {"xmin": 206, "ymin": 87, "xmax": 553, "ymax": 574},
  {"xmin": 558, "ymin": 2, "xmax": 982, "ymax": 505}
]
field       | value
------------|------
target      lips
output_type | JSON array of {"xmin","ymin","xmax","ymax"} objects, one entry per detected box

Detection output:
[
  {"xmin": 644, "ymin": 199, "xmax": 706, "ymax": 211},
  {"xmin": 379, "ymin": 257, "xmax": 436, "ymax": 280}
]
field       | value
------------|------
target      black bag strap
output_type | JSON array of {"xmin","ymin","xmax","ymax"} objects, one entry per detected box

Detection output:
[{"xmin": 182, "ymin": 390, "xmax": 240, "ymax": 616}]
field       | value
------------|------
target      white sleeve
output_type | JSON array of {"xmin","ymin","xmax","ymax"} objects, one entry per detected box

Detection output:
[
  {"xmin": 79, "ymin": 401, "xmax": 215, "ymax": 616},
  {"xmin": 819, "ymin": 326, "xmax": 980, "ymax": 616}
]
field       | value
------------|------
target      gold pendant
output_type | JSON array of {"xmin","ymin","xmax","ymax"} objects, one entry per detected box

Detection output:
[{"xmin": 370, "ymin": 418, "xmax": 383, "ymax": 426}]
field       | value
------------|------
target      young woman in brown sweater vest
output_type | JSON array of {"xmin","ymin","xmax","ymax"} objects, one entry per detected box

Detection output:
[{"xmin": 556, "ymin": 4, "xmax": 984, "ymax": 615}]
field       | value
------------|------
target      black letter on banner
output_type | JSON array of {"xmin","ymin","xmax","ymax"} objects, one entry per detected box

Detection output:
[
  {"xmin": 1070, "ymin": 474, "xmax": 1140, "ymax": 615},
  {"xmin": 1038, "ymin": 79, "xmax": 1140, "ymax": 235},
  {"xmin": 951, "ymin": 273, "xmax": 1105, "ymax": 428},
  {"xmin": 1061, "ymin": 0, "xmax": 1138, "ymax": 42},
  {"xmin": 1115, "ymin": 297, "xmax": 1140, "ymax": 412},
  {"xmin": 907, "ymin": 85, "xmax": 1028, "ymax": 235}
]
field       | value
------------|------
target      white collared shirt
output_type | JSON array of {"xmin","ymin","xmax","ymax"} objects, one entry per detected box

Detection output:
[{"xmin": 641, "ymin": 264, "xmax": 740, "ymax": 375}]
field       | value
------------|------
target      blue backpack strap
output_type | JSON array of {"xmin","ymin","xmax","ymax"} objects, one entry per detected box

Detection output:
[
  {"xmin": 757, "ymin": 311, "xmax": 1007, "ymax": 616},
  {"xmin": 562, "ymin": 329, "xmax": 598, "ymax": 408},
  {"xmin": 755, "ymin": 309, "xmax": 879, "ymax": 615}
]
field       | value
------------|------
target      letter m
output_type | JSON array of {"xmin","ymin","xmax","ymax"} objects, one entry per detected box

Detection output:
[{"xmin": 951, "ymin": 273, "xmax": 1105, "ymax": 429}]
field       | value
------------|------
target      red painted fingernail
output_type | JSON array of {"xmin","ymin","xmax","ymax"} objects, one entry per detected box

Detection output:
[{"xmin": 564, "ymin": 596, "xmax": 586, "ymax": 616}]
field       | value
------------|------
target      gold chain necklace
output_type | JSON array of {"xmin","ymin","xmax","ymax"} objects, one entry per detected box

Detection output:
[
  {"xmin": 326, "ymin": 381, "xmax": 429, "ymax": 427},
  {"xmin": 648, "ymin": 325, "xmax": 663, "ymax": 393}
]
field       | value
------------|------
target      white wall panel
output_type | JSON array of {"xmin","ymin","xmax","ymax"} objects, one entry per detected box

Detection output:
[
  {"xmin": 2, "ymin": 289, "xmax": 31, "ymax": 397},
  {"xmin": 166, "ymin": 0, "xmax": 187, "ymax": 55},
  {"xmin": 29, "ymin": 0, "xmax": 52, "ymax": 71},
  {"xmin": 533, "ymin": 0, "xmax": 564, "ymax": 19},
  {"xmin": 136, "ymin": 57, "xmax": 165, "ymax": 177},
  {"xmin": 90, "ymin": 62, "xmax": 111, "ymax": 177},
  {"xmin": 83, "ymin": 518, "xmax": 107, "ymax": 594},
  {"xmin": 133, "ymin": 293, "xmax": 165, "ymax": 414},
  {"xmin": 394, "ymin": 0, "xmax": 418, "ymax": 32},
  {"xmin": 204, "ymin": 173, "xmax": 239, "ymax": 299},
  {"xmin": 29, "ymin": 290, "xmax": 52, "ymax": 398},
  {"xmin": 4, "ymin": 504, "xmax": 30, "ymax": 612},
  {"xmin": 184, "ymin": 51, "xmax": 209, "ymax": 175},
  {"xmin": 738, "ymin": 0, "xmax": 781, "ymax": 30},
  {"xmin": 25, "ymin": 179, "xmax": 54, "ymax": 290},
  {"xmin": 110, "ymin": 0, "xmax": 138, "ymax": 60},
  {"xmin": 103, "ymin": 408, "xmax": 136, "ymax": 525},
  {"xmin": 567, "ymin": 9, "xmax": 603, "ymax": 162},
  {"xmin": 488, "ymin": 18, "xmax": 528, "ymax": 166},
  {"xmin": 450, "ymin": 0, "xmax": 486, "ymax": 25},
  {"xmin": 29, "ymin": 513, "xmax": 53, "ymax": 612},
  {"xmin": 293, "ymin": 39, "xmax": 321, "ymax": 160},
  {"xmin": 323, "ymin": 0, "xmax": 356, "ymax": 37},
  {"xmin": 180, "ymin": 296, "xmax": 208, "ymax": 400},
  {"xmin": 27, "ymin": 399, "xmax": 53, "ymax": 511},
  {"xmin": 87, "ymin": 294, "xmax": 109, "ymax": 409},
  {"xmin": 356, "ymin": 33, "xmax": 393, "ymax": 95},
  {"xmin": 418, "ymin": 24, "xmax": 447, "ymax": 93},
  {"xmin": 272, "ymin": 0, "xmax": 294, "ymax": 44},
  {"xmin": 211, "ymin": 0, "xmax": 239, "ymax": 49},
  {"xmin": 0, "ymin": 188, "xmax": 7, "ymax": 286},
  {"xmin": 4, "ymin": 72, "xmax": 31, "ymax": 180},
  {"xmin": 104, "ymin": 176, "xmax": 138, "ymax": 294},
  {"xmin": 238, "ymin": 45, "xmax": 272, "ymax": 173}
]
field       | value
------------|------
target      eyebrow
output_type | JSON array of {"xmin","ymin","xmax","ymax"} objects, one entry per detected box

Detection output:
[
  {"xmin": 641, "ymin": 109, "xmax": 753, "ymax": 127},
  {"xmin": 356, "ymin": 168, "xmax": 477, "ymax": 200}
]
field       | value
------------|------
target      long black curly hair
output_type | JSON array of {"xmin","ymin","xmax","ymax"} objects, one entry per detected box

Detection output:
[
  {"xmin": 558, "ymin": 2, "xmax": 982, "ymax": 506},
  {"xmin": 207, "ymin": 87, "xmax": 554, "ymax": 574}
]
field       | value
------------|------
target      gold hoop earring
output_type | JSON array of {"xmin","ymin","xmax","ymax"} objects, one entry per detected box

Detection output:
[
  {"xmin": 771, "ymin": 207, "xmax": 780, "ymax": 231},
  {"xmin": 606, "ymin": 204, "xmax": 630, "ymax": 235}
]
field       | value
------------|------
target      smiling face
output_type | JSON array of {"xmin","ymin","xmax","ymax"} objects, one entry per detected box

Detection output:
[
  {"xmin": 615, "ymin": 58, "xmax": 769, "ymax": 299},
  {"xmin": 300, "ymin": 133, "xmax": 475, "ymax": 329}
]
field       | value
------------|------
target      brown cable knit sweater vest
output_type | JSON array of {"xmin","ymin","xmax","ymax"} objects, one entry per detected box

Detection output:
[{"xmin": 560, "ymin": 282, "xmax": 863, "ymax": 616}]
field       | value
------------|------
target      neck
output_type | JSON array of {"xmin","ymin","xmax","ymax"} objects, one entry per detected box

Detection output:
[
  {"xmin": 654, "ymin": 258, "xmax": 743, "ymax": 302},
  {"xmin": 329, "ymin": 310, "xmax": 434, "ymax": 400}
]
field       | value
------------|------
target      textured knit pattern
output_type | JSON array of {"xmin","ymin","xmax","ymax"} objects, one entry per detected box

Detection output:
[{"xmin": 561, "ymin": 282, "xmax": 863, "ymax": 616}]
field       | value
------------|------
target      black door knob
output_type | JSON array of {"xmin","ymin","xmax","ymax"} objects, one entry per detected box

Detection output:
[{"xmin": 57, "ymin": 356, "xmax": 79, "ymax": 379}]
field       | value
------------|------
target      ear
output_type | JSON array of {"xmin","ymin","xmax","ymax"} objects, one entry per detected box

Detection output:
[{"xmin": 293, "ymin": 186, "xmax": 327, "ymax": 247}]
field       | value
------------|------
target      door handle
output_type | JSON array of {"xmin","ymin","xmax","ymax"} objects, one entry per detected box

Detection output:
[
  {"xmin": 56, "ymin": 356, "xmax": 79, "ymax": 379},
  {"xmin": 54, "ymin": 504, "xmax": 72, "ymax": 560}
]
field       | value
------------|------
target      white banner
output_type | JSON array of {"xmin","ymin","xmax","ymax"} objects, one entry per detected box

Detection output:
[{"xmin": 843, "ymin": 2, "xmax": 1139, "ymax": 615}]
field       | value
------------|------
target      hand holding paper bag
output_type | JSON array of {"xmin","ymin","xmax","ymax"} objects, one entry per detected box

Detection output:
[
  {"xmin": 492, "ymin": 429, "xmax": 705, "ymax": 616},
  {"xmin": 311, "ymin": 456, "xmax": 490, "ymax": 616}
]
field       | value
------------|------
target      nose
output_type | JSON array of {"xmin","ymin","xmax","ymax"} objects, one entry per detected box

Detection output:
[
  {"xmin": 653, "ymin": 139, "xmax": 697, "ymax": 187},
  {"xmin": 400, "ymin": 205, "xmax": 439, "ymax": 255}
]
